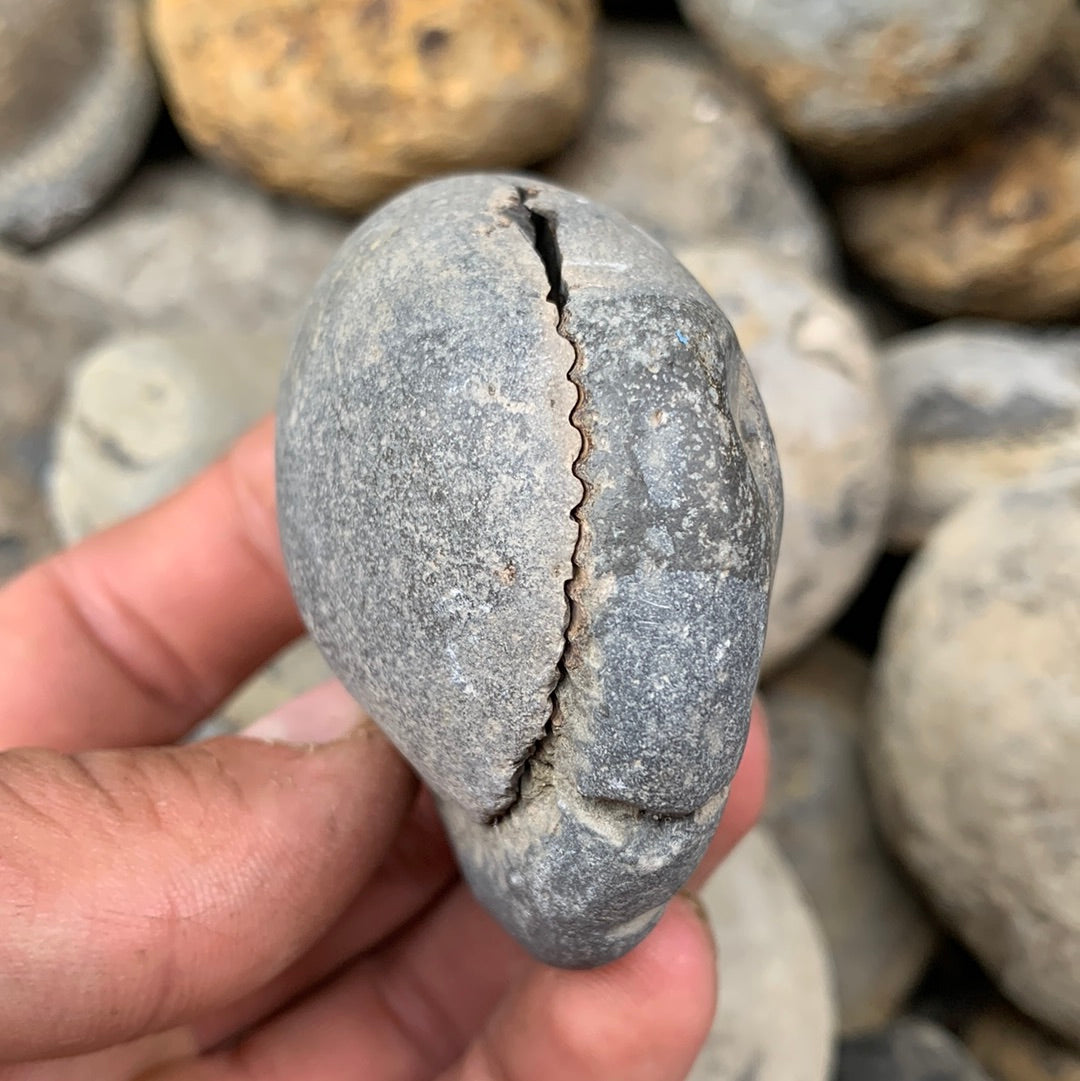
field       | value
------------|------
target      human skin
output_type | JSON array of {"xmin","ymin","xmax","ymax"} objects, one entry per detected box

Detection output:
[{"xmin": 0, "ymin": 415, "xmax": 768, "ymax": 1080}]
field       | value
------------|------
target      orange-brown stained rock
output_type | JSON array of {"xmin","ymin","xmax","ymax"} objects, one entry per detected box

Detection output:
[
  {"xmin": 836, "ymin": 23, "xmax": 1080, "ymax": 321},
  {"xmin": 147, "ymin": 0, "xmax": 596, "ymax": 211},
  {"xmin": 966, "ymin": 1004, "xmax": 1080, "ymax": 1081},
  {"xmin": 680, "ymin": 0, "xmax": 1069, "ymax": 172}
]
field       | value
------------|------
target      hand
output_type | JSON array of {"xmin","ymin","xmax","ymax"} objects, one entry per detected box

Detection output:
[{"xmin": 0, "ymin": 416, "xmax": 768, "ymax": 1081}]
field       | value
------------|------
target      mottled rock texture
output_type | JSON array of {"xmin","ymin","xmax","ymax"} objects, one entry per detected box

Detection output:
[
  {"xmin": 688, "ymin": 828, "xmax": 836, "ymax": 1081},
  {"xmin": 278, "ymin": 173, "xmax": 781, "ymax": 967},
  {"xmin": 0, "ymin": 250, "xmax": 127, "ymax": 581},
  {"xmin": 868, "ymin": 465, "xmax": 1080, "ymax": 1045},
  {"xmin": 837, "ymin": 22, "xmax": 1080, "ymax": 320},
  {"xmin": 966, "ymin": 1003, "xmax": 1080, "ymax": 1081},
  {"xmin": 49, "ymin": 332, "xmax": 288, "ymax": 543},
  {"xmin": 546, "ymin": 25, "xmax": 833, "ymax": 273},
  {"xmin": 882, "ymin": 322, "xmax": 1080, "ymax": 550},
  {"xmin": 837, "ymin": 1019, "xmax": 994, "ymax": 1081},
  {"xmin": 678, "ymin": 243, "xmax": 891, "ymax": 673},
  {"xmin": 0, "ymin": 0, "xmax": 158, "ymax": 246},
  {"xmin": 680, "ymin": 0, "xmax": 1069, "ymax": 171},
  {"xmin": 763, "ymin": 639, "xmax": 937, "ymax": 1034},
  {"xmin": 41, "ymin": 161, "xmax": 351, "ymax": 333},
  {"xmin": 147, "ymin": 0, "xmax": 595, "ymax": 211}
]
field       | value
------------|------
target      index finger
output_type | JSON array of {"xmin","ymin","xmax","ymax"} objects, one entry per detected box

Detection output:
[{"xmin": 0, "ymin": 415, "xmax": 304, "ymax": 752}]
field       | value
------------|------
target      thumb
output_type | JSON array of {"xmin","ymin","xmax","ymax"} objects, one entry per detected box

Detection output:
[{"xmin": 0, "ymin": 682, "xmax": 416, "ymax": 1063}]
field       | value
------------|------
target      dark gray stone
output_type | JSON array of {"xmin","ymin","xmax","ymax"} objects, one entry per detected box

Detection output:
[
  {"xmin": 837, "ymin": 1019, "xmax": 993, "ymax": 1081},
  {"xmin": 277, "ymin": 173, "xmax": 781, "ymax": 968},
  {"xmin": 0, "ymin": 0, "xmax": 158, "ymax": 247},
  {"xmin": 677, "ymin": 243, "xmax": 891, "ymax": 674}
]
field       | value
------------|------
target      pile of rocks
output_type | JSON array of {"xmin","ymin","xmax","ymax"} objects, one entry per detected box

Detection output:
[{"xmin": 5, "ymin": 0, "xmax": 1080, "ymax": 1077}]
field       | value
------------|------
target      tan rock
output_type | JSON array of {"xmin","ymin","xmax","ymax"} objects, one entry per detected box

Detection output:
[
  {"xmin": 678, "ymin": 0, "xmax": 1069, "ymax": 172},
  {"xmin": 147, "ymin": 0, "xmax": 595, "ymax": 211},
  {"xmin": 49, "ymin": 331, "xmax": 288, "ymax": 543},
  {"xmin": 678, "ymin": 243, "xmax": 892, "ymax": 673},
  {"xmin": 764, "ymin": 639, "xmax": 938, "ymax": 1034},
  {"xmin": 546, "ymin": 24, "xmax": 834, "ymax": 273},
  {"xmin": 966, "ymin": 1003, "xmax": 1080, "ymax": 1081},
  {"xmin": 837, "ymin": 23, "xmax": 1080, "ymax": 321},
  {"xmin": 882, "ymin": 322, "xmax": 1080, "ymax": 550},
  {"xmin": 867, "ymin": 465, "xmax": 1080, "ymax": 1046},
  {"xmin": 689, "ymin": 828, "xmax": 837, "ymax": 1081}
]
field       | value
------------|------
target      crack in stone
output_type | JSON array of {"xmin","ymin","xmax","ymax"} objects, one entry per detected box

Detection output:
[{"xmin": 489, "ymin": 187, "xmax": 588, "ymax": 825}]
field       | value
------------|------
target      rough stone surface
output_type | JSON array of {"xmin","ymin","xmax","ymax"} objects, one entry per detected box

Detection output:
[
  {"xmin": 0, "ymin": 250, "xmax": 127, "ymax": 581},
  {"xmin": 867, "ymin": 465, "xmax": 1080, "ymax": 1045},
  {"xmin": 49, "ymin": 331, "xmax": 288, "ymax": 543},
  {"xmin": 882, "ymin": 322, "xmax": 1080, "ymax": 550},
  {"xmin": 678, "ymin": 0, "xmax": 1068, "ymax": 171},
  {"xmin": 837, "ymin": 23, "xmax": 1080, "ymax": 321},
  {"xmin": 41, "ymin": 161, "xmax": 352, "ymax": 333},
  {"xmin": 545, "ymin": 25, "xmax": 833, "ymax": 274},
  {"xmin": 687, "ymin": 828, "xmax": 836, "ymax": 1081},
  {"xmin": 278, "ymin": 173, "xmax": 782, "ymax": 968},
  {"xmin": 147, "ymin": 0, "xmax": 595, "ymax": 212},
  {"xmin": 966, "ymin": 1003, "xmax": 1080, "ymax": 1081},
  {"xmin": 837, "ymin": 1019, "xmax": 994, "ymax": 1081},
  {"xmin": 0, "ymin": 0, "xmax": 158, "ymax": 247},
  {"xmin": 763, "ymin": 639, "xmax": 938, "ymax": 1035},
  {"xmin": 678, "ymin": 243, "xmax": 891, "ymax": 673}
]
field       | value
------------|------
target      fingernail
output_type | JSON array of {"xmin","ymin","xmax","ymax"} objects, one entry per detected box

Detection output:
[{"xmin": 239, "ymin": 680, "xmax": 368, "ymax": 745}]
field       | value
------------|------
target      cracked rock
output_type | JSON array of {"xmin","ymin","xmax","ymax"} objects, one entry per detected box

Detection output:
[
  {"xmin": 277, "ymin": 173, "xmax": 782, "ymax": 967},
  {"xmin": 678, "ymin": 243, "xmax": 891, "ymax": 674}
]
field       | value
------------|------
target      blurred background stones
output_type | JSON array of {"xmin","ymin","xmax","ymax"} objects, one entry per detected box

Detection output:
[
  {"xmin": 835, "ymin": 17, "xmax": 1080, "ymax": 321},
  {"xmin": 689, "ymin": 828, "xmax": 837, "ymax": 1081},
  {"xmin": 965, "ymin": 1002, "xmax": 1080, "ymax": 1081},
  {"xmin": 0, "ymin": 0, "xmax": 158, "ymax": 247},
  {"xmin": 0, "ymin": 249, "xmax": 130, "ymax": 582},
  {"xmin": 761, "ymin": 639, "xmax": 937, "ymax": 1035},
  {"xmin": 867, "ymin": 466, "xmax": 1080, "ymax": 1046},
  {"xmin": 39, "ymin": 161, "xmax": 353, "ymax": 334},
  {"xmin": 6, "ymin": 0, "xmax": 1080, "ymax": 1074},
  {"xmin": 835, "ymin": 1018, "xmax": 994, "ymax": 1081},
  {"xmin": 881, "ymin": 323, "xmax": 1080, "ymax": 550},
  {"xmin": 50, "ymin": 331, "xmax": 289, "ymax": 543},
  {"xmin": 677, "ymin": 0, "xmax": 1070, "ymax": 173},
  {"xmin": 546, "ymin": 24, "xmax": 834, "ymax": 272}
]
